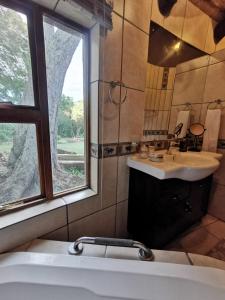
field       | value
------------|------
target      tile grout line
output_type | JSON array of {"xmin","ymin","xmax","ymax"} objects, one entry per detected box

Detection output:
[{"xmin": 186, "ymin": 253, "xmax": 194, "ymax": 265}]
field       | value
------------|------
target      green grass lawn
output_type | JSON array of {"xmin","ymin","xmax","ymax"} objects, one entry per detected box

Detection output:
[
  {"xmin": 0, "ymin": 141, "xmax": 84, "ymax": 155},
  {"xmin": 0, "ymin": 143, "xmax": 12, "ymax": 154},
  {"xmin": 57, "ymin": 141, "xmax": 84, "ymax": 155}
]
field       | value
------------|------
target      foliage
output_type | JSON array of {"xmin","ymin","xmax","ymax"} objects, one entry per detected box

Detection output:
[
  {"xmin": 0, "ymin": 7, "xmax": 31, "ymax": 104},
  {"xmin": 58, "ymin": 95, "xmax": 84, "ymax": 138},
  {"xmin": 0, "ymin": 124, "xmax": 15, "ymax": 143},
  {"xmin": 66, "ymin": 166, "xmax": 85, "ymax": 178}
]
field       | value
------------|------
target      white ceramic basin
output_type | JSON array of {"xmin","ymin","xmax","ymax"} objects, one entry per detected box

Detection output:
[
  {"xmin": 127, "ymin": 151, "xmax": 222, "ymax": 181},
  {"xmin": 0, "ymin": 252, "xmax": 225, "ymax": 300}
]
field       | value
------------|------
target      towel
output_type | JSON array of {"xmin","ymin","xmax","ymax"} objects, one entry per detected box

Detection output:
[
  {"xmin": 202, "ymin": 109, "xmax": 221, "ymax": 152},
  {"xmin": 176, "ymin": 110, "xmax": 190, "ymax": 138}
]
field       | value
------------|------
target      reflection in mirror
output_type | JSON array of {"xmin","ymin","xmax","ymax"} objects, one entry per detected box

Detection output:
[
  {"xmin": 143, "ymin": 0, "xmax": 225, "ymax": 152},
  {"xmin": 189, "ymin": 123, "xmax": 205, "ymax": 137}
]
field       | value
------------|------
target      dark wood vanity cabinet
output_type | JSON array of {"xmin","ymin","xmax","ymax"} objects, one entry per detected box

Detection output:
[{"xmin": 127, "ymin": 168, "xmax": 212, "ymax": 248}]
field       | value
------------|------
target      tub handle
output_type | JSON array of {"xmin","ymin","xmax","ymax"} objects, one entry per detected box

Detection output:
[{"xmin": 68, "ymin": 236, "xmax": 154, "ymax": 261}]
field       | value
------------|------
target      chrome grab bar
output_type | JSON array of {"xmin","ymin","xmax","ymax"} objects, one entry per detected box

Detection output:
[{"xmin": 68, "ymin": 236, "xmax": 154, "ymax": 261}]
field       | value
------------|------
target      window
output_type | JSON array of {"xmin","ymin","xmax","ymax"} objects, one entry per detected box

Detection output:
[
  {"xmin": 0, "ymin": 1, "xmax": 89, "ymax": 210},
  {"xmin": 43, "ymin": 16, "xmax": 87, "ymax": 194}
]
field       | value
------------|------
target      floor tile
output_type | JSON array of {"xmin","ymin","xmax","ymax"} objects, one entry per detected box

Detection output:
[
  {"xmin": 207, "ymin": 240, "xmax": 225, "ymax": 261},
  {"xmin": 201, "ymin": 214, "xmax": 218, "ymax": 226},
  {"xmin": 206, "ymin": 220, "xmax": 225, "ymax": 239},
  {"xmin": 179, "ymin": 227, "xmax": 220, "ymax": 255}
]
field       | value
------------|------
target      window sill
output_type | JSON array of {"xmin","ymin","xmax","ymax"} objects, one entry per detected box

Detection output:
[{"xmin": 0, "ymin": 188, "xmax": 97, "ymax": 230}]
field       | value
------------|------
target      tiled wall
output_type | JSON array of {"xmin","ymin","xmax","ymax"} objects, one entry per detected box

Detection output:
[
  {"xmin": 0, "ymin": 0, "xmax": 151, "ymax": 252},
  {"xmin": 168, "ymin": 47, "xmax": 225, "ymax": 221},
  {"xmin": 143, "ymin": 64, "xmax": 175, "ymax": 140}
]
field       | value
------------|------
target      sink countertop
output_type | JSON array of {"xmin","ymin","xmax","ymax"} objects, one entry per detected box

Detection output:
[{"xmin": 127, "ymin": 150, "xmax": 222, "ymax": 181}]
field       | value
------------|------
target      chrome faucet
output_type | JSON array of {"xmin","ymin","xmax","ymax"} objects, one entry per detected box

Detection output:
[{"xmin": 68, "ymin": 236, "xmax": 154, "ymax": 261}]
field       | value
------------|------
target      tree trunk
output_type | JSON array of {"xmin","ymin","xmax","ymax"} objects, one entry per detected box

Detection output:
[{"xmin": 0, "ymin": 22, "xmax": 82, "ymax": 204}]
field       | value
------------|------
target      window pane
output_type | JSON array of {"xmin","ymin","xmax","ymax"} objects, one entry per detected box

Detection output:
[
  {"xmin": 43, "ymin": 16, "xmax": 87, "ymax": 194},
  {"xmin": 0, "ymin": 5, "xmax": 35, "ymax": 105},
  {"xmin": 0, "ymin": 124, "xmax": 41, "ymax": 205}
]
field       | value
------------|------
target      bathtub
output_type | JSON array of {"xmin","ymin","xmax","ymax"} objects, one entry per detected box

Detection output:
[{"xmin": 0, "ymin": 252, "xmax": 225, "ymax": 300}]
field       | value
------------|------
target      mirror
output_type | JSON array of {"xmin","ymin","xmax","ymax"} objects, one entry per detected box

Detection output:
[
  {"xmin": 189, "ymin": 123, "xmax": 205, "ymax": 136},
  {"xmin": 143, "ymin": 0, "xmax": 225, "ymax": 142}
]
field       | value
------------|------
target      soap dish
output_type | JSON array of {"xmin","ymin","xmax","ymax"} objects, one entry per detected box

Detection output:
[{"xmin": 149, "ymin": 153, "xmax": 164, "ymax": 162}]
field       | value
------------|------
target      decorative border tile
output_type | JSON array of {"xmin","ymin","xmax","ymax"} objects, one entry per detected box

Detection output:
[
  {"xmin": 91, "ymin": 142, "xmax": 137, "ymax": 158},
  {"xmin": 101, "ymin": 144, "xmax": 118, "ymax": 158},
  {"xmin": 118, "ymin": 142, "xmax": 137, "ymax": 156},
  {"xmin": 143, "ymin": 130, "xmax": 168, "ymax": 136}
]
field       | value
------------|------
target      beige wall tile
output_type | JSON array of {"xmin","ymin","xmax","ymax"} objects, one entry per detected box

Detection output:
[
  {"xmin": 99, "ymin": 82, "xmax": 120, "ymax": 144},
  {"xmin": 156, "ymin": 111, "xmax": 163, "ymax": 129},
  {"xmin": 159, "ymin": 90, "xmax": 166, "ymax": 110},
  {"xmin": 173, "ymin": 67, "xmax": 207, "ymax": 105},
  {"xmin": 0, "ymin": 207, "xmax": 67, "ymax": 253},
  {"xmin": 219, "ymin": 109, "xmax": 225, "ymax": 139},
  {"xmin": 156, "ymin": 67, "xmax": 164, "ymax": 89},
  {"xmin": 182, "ymin": 1, "xmax": 209, "ymax": 51},
  {"xmin": 189, "ymin": 103, "xmax": 202, "ymax": 124},
  {"xmin": 66, "ymin": 194, "xmax": 101, "ymax": 224},
  {"xmin": 119, "ymin": 89, "xmax": 145, "ymax": 142},
  {"xmin": 168, "ymin": 106, "xmax": 179, "ymax": 133},
  {"xmin": 154, "ymin": 90, "xmax": 161, "ymax": 110},
  {"xmin": 41, "ymin": 226, "xmax": 68, "ymax": 241},
  {"xmin": 151, "ymin": 0, "xmax": 164, "ymax": 26},
  {"xmin": 163, "ymin": 0, "xmax": 187, "ymax": 38},
  {"xmin": 100, "ymin": 13, "xmax": 123, "ymax": 82},
  {"xmin": 100, "ymin": 157, "xmax": 118, "ymax": 209},
  {"xmin": 117, "ymin": 155, "xmax": 129, "ymax": 203},
  {"xmin": 161, "ymin": 111, "xmax": 170, "ymax": 130},
  {"xmin": 116, "ymin": 200, "xmax": 128, "ymax": 238},
  {"xmin": 68, "ymin": 206, "xmax": 116, "ymax": 241},
  {"xmin": 27, "ymin": 239, "xmax": 70, "ymax": 254},
  {"xmin": 122, "ymin": 21, "xmax": 148, "ymax": 90},
  {"xmin": 112, "ymin": 0, "xmax": 124, "ymax": 16},
  {"xmin": 214, "ymin": 149, "xmax": 225, "ymax": 185},
  {"xmin": 210, "ymin": 48, "xmax": 225, "ymax": 64},
  {"xmin": 152, "ymin": 65, "xmax": 160, "ymax": 89},
  {"xmin": 203, "ymin": 61, "xmax": 225, "ymax": 102},
  {"xmin": 167, "ymin": 67, "xmax": 176, "ymax": 89},
  {"xmin": 209, "ymin": 183, "xmax": 225, "ymax": 221},
  {"xmin": 164, "ymin": 90, "xmax": 173, "ymax": 110},
  {"xmin": 216, "ymin": 36, "xmax": 225, "ymax": 52},
  {"xmin": 124, "ymin": 0, "xmax": 152, "ymax": 33},
  {"xmin": 145, "ymin": 64, "xmax": 152, "ymax": 88},
  {"xmin": 205, "ymin": 20, "xmax": 216, "ymax": 54},
  {"xmin": 176, "ymin": 55, "xmax": 209, "ymax": 74}
]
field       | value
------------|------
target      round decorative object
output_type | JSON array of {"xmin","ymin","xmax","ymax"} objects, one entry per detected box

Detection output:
[{"xmin": 189, "ymin": 123, "xmax": 205, "ymax": 136}]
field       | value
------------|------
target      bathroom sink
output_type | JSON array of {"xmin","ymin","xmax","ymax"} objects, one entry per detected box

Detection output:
[{"xmin": 127, "ymin": 151, "xmax": 222, "ymax": 181}]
